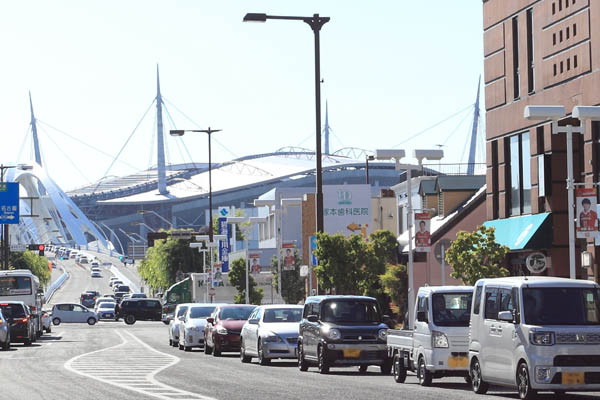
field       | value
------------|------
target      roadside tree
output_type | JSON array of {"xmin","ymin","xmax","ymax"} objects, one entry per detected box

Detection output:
[
  {"xmin": 228, "ymin": 257, "xmax": 263, "ymax": 305},
  {"xmin": 9, "ymin": 250, "xmax": 51, "ymax": 286},
  {"xmin": 271, "ymin": 250, "xmax": 304, "ymax": 304}
]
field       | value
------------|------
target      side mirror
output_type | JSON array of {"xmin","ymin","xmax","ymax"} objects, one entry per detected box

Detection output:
[
  {"xmin": 206, "ymin": 317, "xmax": 214, "ymax": 324},
  {"xmin": 248, "ymin": 318, "xmax": 258, "ymax": 325},
  {"xmin": 307, "ymin": 314, "xmax": 319, "ymax": 323},
  {"xmin": 498, "ymin": 311, "xmax": 514, "ymax": 323},
  {"xmin": 416, "ymin": 311, "xmax": 428, "ymax": 323},
  {"xmin": 178, "ymin": 315, "xmax": 185, "ymax": 321}
]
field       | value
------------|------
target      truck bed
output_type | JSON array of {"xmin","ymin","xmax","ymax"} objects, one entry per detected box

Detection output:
[{"xmin": 387, "ymin": 329, "xmax": 415, "ymax": 349}]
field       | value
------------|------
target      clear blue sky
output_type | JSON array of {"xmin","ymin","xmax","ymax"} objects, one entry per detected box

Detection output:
[{"xmin": 0, "ymin": 1, "xmax": 484, "ymax": 191}]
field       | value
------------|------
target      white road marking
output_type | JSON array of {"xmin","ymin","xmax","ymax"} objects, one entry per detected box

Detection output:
[{"xmin": 64, "ymin": 330, "xmax": 216, "ymax": 400}]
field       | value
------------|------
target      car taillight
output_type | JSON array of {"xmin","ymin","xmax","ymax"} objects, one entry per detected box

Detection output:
[{"xmin": 15, "ymin": 317, "xmax": 29, "ymax": 324}]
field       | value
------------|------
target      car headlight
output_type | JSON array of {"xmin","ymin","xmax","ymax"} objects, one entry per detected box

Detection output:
[
  {"xmin": 535, "ymin": 366, "xmax": 552, "ymax": 383},
  {"xmin": 216, "ymin": 326, "xmax": 228, "ymax": 335},
  {"xmin": 432, "ymin": 330, "xmax": 449, "ymax": 348},
  {"xmin": 530, "ymin": 331, "xmax": 554, "ymax": 346},
  {"xmin": 378, "ymin": 329, "xmax": 388, "ymax": 341},
  {"xmin": 327, "ymin": 328, "xmax": 341, "ymax": 340},
  {"xmin": 263, "ymin": 334, "xmax": 283, "ymax": 343}
]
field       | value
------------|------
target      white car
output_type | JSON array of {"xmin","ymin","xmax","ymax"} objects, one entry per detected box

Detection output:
[
  {"xmin": 469, "ymin": 277, "xmax": 600, "ymax": 399},
  {"xmin": 95, "ymin": 302, "xmax": 116, "ymax": 320},
  {"xmin": 91, "ymin": 270, "xmax": 101, "ymax": 278},
  {"xmin": 109, "ymin": 277, "xmax": 118, "ymax": 287},
  {"xmin": 51, "ymin": 303, "xmax": 97, "ymax": 325},
  {"xmin": 178, "ymin": 304, "xmax": 218, "ymax": 351},
  {"xmin": 169, "ymin": 303, "xmax": 193, "ymax": 347},
  {"xmin": 79, "ymin": 256, "xmax": 89, "ymax": 264},
  {"xmin": 91, "ymin": 261, "xmax": 99, "ymax": 268}
]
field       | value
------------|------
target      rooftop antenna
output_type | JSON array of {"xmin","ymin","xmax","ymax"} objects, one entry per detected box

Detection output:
[
  {"xmin": 467, "ymin": 76, "xmax": 481, "ymax": 175},
  {"xmin": 155, "ymin": 65, "xmax": 168, "ymax": 194},
  {"xmin": 29, "ymin": 91, "xmax": 42, "ymax": 167}
]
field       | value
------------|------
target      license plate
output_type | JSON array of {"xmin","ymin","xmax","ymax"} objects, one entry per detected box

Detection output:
[
  {"xmin": 343, "ymin": 349, "xmax": 361, "ymax": 358},
  {"xmin": 562, "ymin": 372, "xmax": 584, "ymax": 385},
  {"xmin": 448, "ymin": 356, "xmax": 468, "ymax": 368}
]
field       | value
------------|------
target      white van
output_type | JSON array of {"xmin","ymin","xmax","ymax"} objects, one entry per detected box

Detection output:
[
  {"xmin": 388, "ymin": 286, "xmax": 473, "ymax": 385},
  {"xmin": 468, "ymin": 276, "xmax": 600, "ymax": 399}
]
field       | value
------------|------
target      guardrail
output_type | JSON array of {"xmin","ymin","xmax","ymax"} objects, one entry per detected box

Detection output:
[
  {"xmin": 44, "ymin": 266, "xmax": 69, "ymax": 302},
  {"xmin": 109, "ymin": 265, "xmax": 140, "ymax": 293}
]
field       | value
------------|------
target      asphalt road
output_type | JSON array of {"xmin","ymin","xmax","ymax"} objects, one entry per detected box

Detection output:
[{"xmin": 2, "ymin": 259, "xmax": 599, "ymax": 400}]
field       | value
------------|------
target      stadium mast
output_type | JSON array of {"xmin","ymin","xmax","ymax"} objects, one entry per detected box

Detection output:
[
  {"xmin": 155, "ymin": 65, "xmax": 168, "ymax": 194},
  {"xmin": 29, "ymin": 91, "xmax": 42, "ymax": 167},
  {"xmin": 323, "ymin": 100, "xmax": 330, "ymax": 155},
  {"xmin": 467, "ymin": 77, "xmax": 481, "ymax": 175}
]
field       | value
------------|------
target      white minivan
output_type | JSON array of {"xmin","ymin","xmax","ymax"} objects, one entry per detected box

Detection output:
[{"xmin": 469, "ymin": 276, "xmax": 600, "ymax": 399}]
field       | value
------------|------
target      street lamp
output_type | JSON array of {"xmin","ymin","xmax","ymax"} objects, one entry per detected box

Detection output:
[
  {"xmin": 136, "ymin": 210, "xmax": 173, "ymax": 229},
  {"xmin": 244, "ymin": 12, "xmax": 329, "ymax": 233},
  {"xmin": 375, "ymin": 149, "xmax": 443, "ymax": 329},
  {"xmin": 170, "ymin": 128, "xmax": 221, "ymax": 242},
  {"xmin": 365, "ymin": 155, "xmax": 375, "ymax": 185}
]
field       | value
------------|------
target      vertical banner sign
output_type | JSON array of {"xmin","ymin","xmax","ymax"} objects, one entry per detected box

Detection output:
[
  {"xmin": 576, "ymin": 188, "xmax": 598, "ymax": 238},
  {"xmin": 0, "ymin": 182, "xmax": 19, "ymax": 224},
  {"xmin": 310, "ymin": 235, "xmax": 318, "ymax": 266},
  {"xmin": 218, "ymin": 207, "xmax": 230, "ymax": 272},
  {"xmin": 414, "ymin": 212, "xmax": 431, "ymax": 252},
  {"xmin": 281, "ymin": 242, "xmax": 296, "ymax": 271},
  {"xmin": 323, "ymin": 184, "xmax": 371, "ymax": 238},
  {"xmin": 249, "ymin": 252, "xmax": 261, "ymax": 274}
]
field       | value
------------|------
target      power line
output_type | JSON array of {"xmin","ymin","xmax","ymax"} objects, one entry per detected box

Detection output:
[{"xmin": 391, "ymin": 103, "xmax": 474, "ymax": 147}]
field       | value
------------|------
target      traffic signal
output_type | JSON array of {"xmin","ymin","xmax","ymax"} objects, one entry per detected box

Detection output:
[
  {"xmin": 27, "ymin": 244, "xmax": 45, "ymax": 256},
  {"xmin": 119, "ymin": 256, "xmax": 123, "ymax": 261},
  {"xmin": 38, "ymin": 244, "xmax": 45, "ymax": 256}
]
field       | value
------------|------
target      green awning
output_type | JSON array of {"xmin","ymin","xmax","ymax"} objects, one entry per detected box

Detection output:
[{"xmin": 483, "ymin": 213, "xmax": 552, "ymax": 250}]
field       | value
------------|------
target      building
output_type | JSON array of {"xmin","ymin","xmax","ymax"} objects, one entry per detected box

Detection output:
[{"xmin": 482, "ymin": 0, "xmax": 599, "ymax": 280}]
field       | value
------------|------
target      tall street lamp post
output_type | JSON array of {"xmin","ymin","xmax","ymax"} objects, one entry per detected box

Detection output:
[
  {"xmin": 366, "ymin": 155, "xmax": 375, "ymax": 185},
  {"xmin": 170, "ymin": 128, "xmax": 221, "ymax": 242},
  {"xmin": 243, "ymin": 12, "xmax": 329, "ymax": 233}
]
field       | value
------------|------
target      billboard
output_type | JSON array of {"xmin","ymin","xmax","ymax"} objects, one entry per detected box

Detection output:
[
  {"xmin": 576, "ymin": 188, "xmax": 598, "ymax": 239},
  {"xmin": 218, "ymin": 206, "xmax": 231, "ymax": 272},
  {"xmin": 414, "ymin": 212, "xmax": 431, "ymax": 252},
  {"xmin": 282, "ymin": 242, "xmax": 296, "ymax": 271},
  {"xmin": 323, "ymin": 184, "xmax": 371, "ymax": 238},
  {"xmin": 249, "ymin": 252, "xmax": 262, "ymax": 274}
]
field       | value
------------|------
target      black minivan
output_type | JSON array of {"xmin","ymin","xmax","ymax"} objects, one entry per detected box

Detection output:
[
  {"xmin": 117, "ymin": 298, "xmax": 162, "ymax": 325},
  {"xmin": 298, "ymin": 295, "xmax": 391, "ymax": 374}
]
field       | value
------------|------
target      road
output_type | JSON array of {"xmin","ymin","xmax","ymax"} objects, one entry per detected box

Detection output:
[{"xmin": 2, "ymin": 257, "xmax": 599, "ymax": 400}]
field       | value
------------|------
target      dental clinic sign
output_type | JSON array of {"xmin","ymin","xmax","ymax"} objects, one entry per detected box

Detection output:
[{"xmin": 323, "ymin": 184, "xmax": 371, "ymax": 238}]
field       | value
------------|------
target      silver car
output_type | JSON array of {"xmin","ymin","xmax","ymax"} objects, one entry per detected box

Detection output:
[
  {"xmin": 0, "ymin": 309, "xmax": 10, "ymax": 350},
  {"xmin": 177, "ymin": 304, "xmax": 218, "ymax": 351},
  {"xmin": 240, "ymin": 305, "xmax": 303, "ymax": 365},
  {"xmin": 169, "ymin": 303, "xmax": 192, "ymax": 347}
]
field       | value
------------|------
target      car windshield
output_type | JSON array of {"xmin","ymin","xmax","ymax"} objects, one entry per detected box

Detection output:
[
  {"xmin": 432, "ymin": 292, "xmax": 472, "ymax": 327},
  {"xmin": 190, "ymin": 306, "xmax": 215, "ymax": 319},
  {"xmin": 0, "ymin": 304, "xmax": 26, "ymax": 318},
  {"xmin": 523, "ymin": 287, "xmax": 600, "ymax": 325},
  {"xmin": 176, "ymin": 306, "xmax": 189, "ymax": 317},
  {"xmin": 117, "ymin": 286, "xmax": 130, "ymax": 292},
  {"xmin": 321, "ymin": 300, "xmax": 381, "ymax": 323},
  {"xmin": 0, "ymin": 276, "xmax": 32, "ymax": 296},
  {"xmin": 220, "ymin": 307, "xmax": 255, "ymax": 320},
  {"xmin": 99, "ymin": 303, "xmax": 114, "ymax": 309},
  {"xmin": 263, "ymin": 308, "xmax": 302, "ymax": 323}
]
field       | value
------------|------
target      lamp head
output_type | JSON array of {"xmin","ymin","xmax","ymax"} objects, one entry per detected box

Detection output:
[
  {"xmin": 573, "ymin": 106, "xmax": 600, "ymax": 121},
  {"xmin": 524, "ymin": 105, "xmax": 566, "ymax": 121},
  {"xmin": 375, "ymin": 149, "xmax": 405, "ymax": 160},
  {"xmin": 169, "ymin": 130, "xmax": 185, "ymax": 137},
  {"xmin": 414, "ymin": 149, "xmax": 444, "ymax": 163},
  {"xmin": 244, "ymin": 13, "xmax": 267, "ymax": 22}
]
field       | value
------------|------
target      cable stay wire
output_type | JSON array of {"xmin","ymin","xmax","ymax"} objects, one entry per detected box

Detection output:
[
  {"xmin": 38, "ymin": 124, "xmax": 92, "ymax": 184},
  {"xmin": 36, "ymin": 119, "xmax": 141, "ymax": 171},
  {"xmin": 162, "ymin": 96, "xmax": 239, "ymax": 160},
  {"xmin": 162, "ymin": 102, "xmax": 198, "ymax": 170},
  {"xmin": 295, "ymin": 133, "xmax": 315, "ymax": 149},
  {"xmin": 391, "ymin": 103, "xmax": 475, "ymax": 147},
  {"xmin": 102, "ymin": 99, "xmax": 156, "ymax": 180},
  {"xmin": 147, "ymin": 112, "xmax": 157, "ymax": 178},
  {"xmin": 441, "ymin": 107, "xmax": 475, "ymax": 147}
]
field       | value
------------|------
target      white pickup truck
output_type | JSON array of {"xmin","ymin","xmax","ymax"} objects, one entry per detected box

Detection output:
[{"xmin": 387, "ymin": 285, "xmax": 473, "ymax": 386}]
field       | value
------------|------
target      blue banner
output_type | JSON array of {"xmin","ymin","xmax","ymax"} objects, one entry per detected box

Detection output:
[
  {"xmin": 310, "ymin": 235, "xmax": 318, "ymax": 266},
  {"xmin": 0, "ymin": 182, "xmax": 19, "ymax": 224},
  {"xmin": 218, "ymin": 217, "xmax": 230, "ymax": 272}
]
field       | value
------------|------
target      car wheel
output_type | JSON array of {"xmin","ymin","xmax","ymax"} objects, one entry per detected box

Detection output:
[
  {"xmin": 24, "ymin": 335, "xmax": 32, "ymax": 346},
  {"xmin": 517, "ymin": 362, "xmax": 537, "ymax": 400},
  {"xmin": 204, "ymin": 339, "xmax": 213, "ymax": 355},
  {"xmin": 2, "ymin": 336, "xmax": 10, "ymax": 351},
  {"xmin": 169, "ymin": 339, "xmax": 173, "ymax": 346},
  {"xmin": 124, "ymin": 315, "xmax": 136, "ymax": 325},
  {"xmin": 162, "ymin": 321, "xmax": 169, "ymax": 325},
  {"xmin": 240, "ymin": 340, "xmax": 251, "ymax": 363},
  {"xmin": 87, "ymin": 317, "xmax": 97, "ymax": 326},
  {"xmin": 179, "ymin": 342, "xmax": 184, "ymax": 350},
  {"xmin": 380, "ymin": 358, "xmax": 393, "ymax": 375},
  {"xmin": 358, "ymin": 365, "xmax": 368, "ymax": 374},
  {"xmin": 417, "ymin": 356, "xmax": 432, "ymax": 386},
  {"xmin": 213, "ymin": 341, "xmax": 221, "ymax": 357},
  {"xmin": 46, "ymin": 326, "xmax": 51, "ymax": 334},
  {"xmin": 184, "ymin": 346, "xmax": 191, "ymax": 352},
  {"xmin": 393, "ymin": 353, "xmax": 407, "ymax": 383},
  {"xmin": 470, "ymin": 357, "xmax": 489, "ymax": 394},
  {"xmin": 318, "ymin": 345, "xmax": 329, "ymax": 374},
  {"xmin": 298, "ymin": 342, "xmax": 309, "ymax": 372},
  {"xmin": 52, "ymin": 318, "xmax": 61, "ymax": 326},
  {"xmin": 172, "ymin": 340, "xmax": 178, "ymax": 348},
  {"xmin": 258, "ymin": 340, "xmax": 270, "ymax": 366}
]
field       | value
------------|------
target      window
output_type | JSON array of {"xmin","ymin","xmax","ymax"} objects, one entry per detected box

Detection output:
[
  {"xmin": 321, "ymin": 300, "xmax": 380, "ymax": 323},
  {"xmin": 263, "ymin": 308, "xmax": 302, "ymax": 323},
  {"xmin": 473, "ymin": 285, "xmax": 483, "ymax": 315},
  {"xmin": 512, "ymin": 16, "xmax": 520, "ymax": 99},
  {"xmin": 485, "ymin": 287, "xmax": 499, "ymax": 320},
  {"xmin": 438, "ymin": 192, "xmax": 444, "ymax": 216},
  {"xmin": 573, "ymin": 24, "xmax": 577, "ymax": 36},
  {"xmin": 552, "ymin": 2, "xmax": 556, "ymax": 14},
  {"xmin": 523, "ymin": 288, "xmax": 600, "ymax": 325},
  {"xmin": 526, "ymin": 8, "xmax": 534, "ymax": 93},
  {"xmin": 567, "ymin": 58, "xmax": 571, "ymax": 71},
  {"xmin": 431, "ymin": 292, "xmax": 473, "ymax": 327},
  {"xmin": 553, "ymin": 64, "xmax": 557, "ymax": 76},
  {"xmin": 566, "ymin": 26, "xmax": 570, "ymax": 40},
  {"xmin": 559, "ymin": 30, "xmax": 563, "ymax": 42},
  {"xmin": 574, "ymin": 55, "xmax": 578, "ymax": 68},
  {"xmin": 560, "ymin": 61, "xmax": 564, "ymax": 73},
  {"xmin": 559, "ymin": 0, "xmax": 562, "ymax": 11},
  {"xmin": 553, "ymin": 33, "xmax": 556, "ymax": 46},
  {"xmin": 509, "ymin": 132, "xmax": 532, "ymax": 215}
]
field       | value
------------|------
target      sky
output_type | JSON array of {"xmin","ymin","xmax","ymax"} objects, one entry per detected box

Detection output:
[{"xmin": 0, "ymin": 1, "xmax": 485, "ymax": 191}]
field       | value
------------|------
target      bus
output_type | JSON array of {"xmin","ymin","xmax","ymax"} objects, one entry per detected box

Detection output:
[{"xmin": 0, "ymin": 270, "xmax": 43, "ymax": 337}]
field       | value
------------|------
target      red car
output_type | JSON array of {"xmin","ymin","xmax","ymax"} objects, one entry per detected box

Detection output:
[{"xmin": 204, "ymin": 304, "xmax": 256, "ymax": 356}]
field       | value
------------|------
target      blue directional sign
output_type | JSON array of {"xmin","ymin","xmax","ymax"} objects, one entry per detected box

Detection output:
[
  {"xmin": 0, "ymin": 183, "xmax": 19, "ymax": 224},
  {"xmin": 310, "ymin": 235, "xmax": 318, "ymax": 266},
  {"xmin": 218, "ymin": 217, "xmax": 230, "ymax": 273}
]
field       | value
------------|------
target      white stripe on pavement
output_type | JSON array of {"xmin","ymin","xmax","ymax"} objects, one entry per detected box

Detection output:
[{"xmin": 64, "ymin": 330, "xmax": 216, "ymax": 400}]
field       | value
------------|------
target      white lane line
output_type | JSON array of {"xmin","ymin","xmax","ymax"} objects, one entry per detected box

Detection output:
[{"xmin": 64, "ymin": 330, "xmax": 216, "ymax": 400}]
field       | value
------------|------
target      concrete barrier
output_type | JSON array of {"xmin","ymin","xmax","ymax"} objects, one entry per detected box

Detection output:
[{"xmin": 45, "ymin": 266, "xmax": 69, "ymax": 302}]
